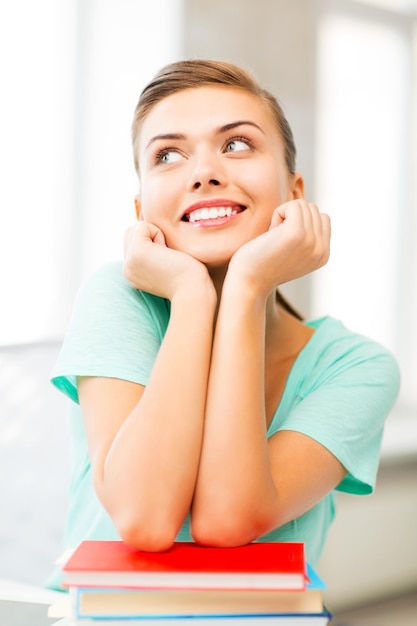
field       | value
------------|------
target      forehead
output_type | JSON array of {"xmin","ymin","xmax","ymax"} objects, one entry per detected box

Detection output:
[{"xmin": 139, "ymin": 85, "xmax": 278, "ymax": 147}]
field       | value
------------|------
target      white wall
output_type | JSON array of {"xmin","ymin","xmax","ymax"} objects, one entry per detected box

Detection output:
[
  {"xmin": 184, "ymin": 0, "xmax": 417, "ymax": 609},
  {"xmin": 1, "ymin": 0, "xmax": 416, "ymax": 609},
  {"xmin": 319, "ymin": 459, "xmax": 417, "ymax": 610}
]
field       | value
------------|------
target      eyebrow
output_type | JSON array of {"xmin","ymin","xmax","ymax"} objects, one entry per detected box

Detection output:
[
  {"xmin": 145, "ymin": 120, "xmax": 265, "ymax": 150},
  {"xmin": 219, "ymin": 120, "xmax": 265, "ymax": 135}
]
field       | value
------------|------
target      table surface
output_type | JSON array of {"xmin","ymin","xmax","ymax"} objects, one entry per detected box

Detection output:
[
  {"xmin": 0, "ymin": 578, "xmax": 64, "ymax": 626},
  {"xmin": 0, "ymin": 598, "xmax": 58, "ymax": 626}
]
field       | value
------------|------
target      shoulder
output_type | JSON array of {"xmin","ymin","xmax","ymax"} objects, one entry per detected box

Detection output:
[
  {"xmin": 306, "ymin": 316, "xmax": 392, "ymax": 355},
  {"xmin": 288, "ymin": 316, "xmax": 401, "ymax": 421},
  {"xmin": 51, "ymin": 263, "xmax": 170, "ymax": 402},
  {"xmin": 74, "ymin": 261, "xmax": 170, "ymax": 322},
  {"xmin": 279, "ymin": 317, "xmax": 401, "ymax": 494},
  {"xmin": 305, "ymin": 316, "xmax": 400, "ymax": 389},
  {"xmin": 76, "ymin": 261, "xmax": 135, "ymax": 302}
]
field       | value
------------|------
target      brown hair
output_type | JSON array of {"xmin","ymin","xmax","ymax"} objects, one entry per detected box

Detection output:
[
  {"xmin": 131, "ymin": 59, "xmax": 302, "ymax": 320},
  {"xmin": 131, "ymin": 59, "xmax": 297, "ymax": 176}
]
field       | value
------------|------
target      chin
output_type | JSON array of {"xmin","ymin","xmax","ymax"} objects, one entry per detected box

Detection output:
[{"xmin": 190, "ymin": 249, "xmax": 235, "ymax": 269}]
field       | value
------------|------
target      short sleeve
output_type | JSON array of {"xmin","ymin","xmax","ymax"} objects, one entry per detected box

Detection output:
[
  {"xmin": 271, "ymin": 319, "xmax": 401, "ymax": 495},
  {"xmin": 50, "ymin": 262, "xmax": 170, "ymax": 404}
]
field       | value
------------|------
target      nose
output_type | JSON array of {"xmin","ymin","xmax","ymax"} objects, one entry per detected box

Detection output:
[
  {"xmin": 187, "ymin": 149, "xmax": 226, "ymax": 192},
  {"xmin": 193, "ymin": 178, "xmax": 220, "ymax": 190}
]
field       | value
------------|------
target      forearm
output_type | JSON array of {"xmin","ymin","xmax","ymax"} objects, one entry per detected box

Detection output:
[
  {"xmin": 192, "ymin": 280, "xmax": 279, "ymax": 545},
  {"xmin": 95, "ymin": 284, "xmax": 216, "ymax": 548}
]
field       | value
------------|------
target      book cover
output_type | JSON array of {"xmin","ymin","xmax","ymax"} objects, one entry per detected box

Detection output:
[
  {"xmin": 53, "ymin": 613, "xmax": 332, "ymax": 625},
  {"xmin": 62, "ymin": 541, "xmax": 306, "ymax": 591},
  {"xmin": 74, "ymin": 587, "xmax": 323, "ymax": 619},
  {"xmin": 72, "ymin": 565, "xmax": 324, "ymax": 619}
]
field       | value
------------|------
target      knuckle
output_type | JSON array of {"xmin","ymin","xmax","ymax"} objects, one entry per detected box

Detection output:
[
  {"xmin": 123, "ymin": 252, "xmax": 141, "ymax": 281},
  {"xmin": 315, "ymin": 246, "xmax": 330, "ymax": 267},
  {"xmin": 122, "ymin": 260, "xmax": 134, "ymax": 282},
  {"xmin": 289, "ymin": 228, "xmax": 305, "ymax": 247}
]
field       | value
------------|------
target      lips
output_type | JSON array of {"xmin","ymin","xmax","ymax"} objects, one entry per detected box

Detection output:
[{"xmin": 182, "ymin": 200, "xmax": 246, "ymax": 223}]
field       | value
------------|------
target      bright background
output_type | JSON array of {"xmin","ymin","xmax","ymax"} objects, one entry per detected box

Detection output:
[
  {"xmin": 1, "ymin": 0, "xmax": 415, "ymax": 449},
  {"xmin": 0, "ymin": 0, "xmax": 416, "ymax": 608}
]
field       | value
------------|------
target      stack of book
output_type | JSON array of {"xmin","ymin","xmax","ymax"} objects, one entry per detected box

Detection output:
[{"xmin": 49, "ymin": 540, "xmax": 332, "ymax": 625}]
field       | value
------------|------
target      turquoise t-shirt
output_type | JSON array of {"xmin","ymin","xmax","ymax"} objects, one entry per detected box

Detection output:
[{"xmin": 47, "ymin": 262, "xmax": 400, "ymax": 591}]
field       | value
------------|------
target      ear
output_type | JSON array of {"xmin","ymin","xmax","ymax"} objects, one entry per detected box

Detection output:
[
  {"xmin": 134, "ymin": 195, "xmax": 143, "ymax": 220},
  {"xmin": 289, "ymin": 173, "xmax": 305, "ymax": 200}
]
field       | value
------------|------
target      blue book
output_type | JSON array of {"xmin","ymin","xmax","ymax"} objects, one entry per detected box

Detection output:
[
  {"xmin": 56, "ymin": 616, "xmax": 332, "ymax": 625},
  {"xmin": 70, "ymin": 563, "xmax": 330, "ymax": 623}
]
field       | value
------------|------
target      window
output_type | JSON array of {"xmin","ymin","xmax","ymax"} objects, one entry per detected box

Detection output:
[
  {"xmin": 0, "ymin": 0, "xmax": 183, "ymax": 345},
  {"xmin": 313, "ymin": 0, "xmax": 417, "ymax": 454}
]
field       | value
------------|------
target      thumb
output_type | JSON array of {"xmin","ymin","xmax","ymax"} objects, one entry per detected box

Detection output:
[
  {"xmin": 269, "ymin": 205, "xmax": 285, "ymax": 230},
  {"xmin": 147, "ymin": 223, "xmax": 167, "ymax": 246}
]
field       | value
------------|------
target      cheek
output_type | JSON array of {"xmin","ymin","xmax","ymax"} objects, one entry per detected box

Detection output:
[
  {"xmin": 139, "ymin": 179, "xmax": 167, "ymax": 218},
  {"xmin": 242, "ymin": 163, "xmax": 286, "ymax": 205}
]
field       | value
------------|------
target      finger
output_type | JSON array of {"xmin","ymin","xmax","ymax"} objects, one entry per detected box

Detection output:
[
  {"xmin": 309, "ymin": 205, "xmax": 330, "ymax": 264},
  {"xmin": 270, "ymin": 199, "xmax": 304, "ymax": 231},
  {"xmin": 129, "ymin": 220, "xmax": 158, "ymax": 245},
  {"xmin": 269, "ymin": 206, "xmax": 285, "ymax": 230},
  {"xmin": 308, "ymin": 203, "xmax": 323, "ymax": 238},
  {"xmin": 151, "ymin": 227, "xmax": 166, "ymax": 246},
  {"xmin": 135, "ymin": 221, "xmax": 166, "ymax": 246},
  {"xmin": 298, "ymin": 199, "xmax": 314, "ymax": 233},
  {"xmin": 321, "ymin": 212, "xmax": 331, "ymax": 260}
]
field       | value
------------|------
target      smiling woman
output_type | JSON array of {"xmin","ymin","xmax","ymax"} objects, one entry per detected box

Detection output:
[
  {"xmin": 48, "ymin": 59, "xmax": 400, "ymax": 593},
  {"xmin": 132, "ymin": 84, "xmax": 302, "ymax": 272}
]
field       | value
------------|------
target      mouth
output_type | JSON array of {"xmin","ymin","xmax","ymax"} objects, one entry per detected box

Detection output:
[{"xmin": 182, "ymin": 201, "xmax": 247, "ymax": 224}]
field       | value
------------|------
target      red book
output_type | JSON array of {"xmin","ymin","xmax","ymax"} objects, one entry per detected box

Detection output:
[{"xmin": 62, "ymin": 541, "xmax": 306, "ymax": 591}]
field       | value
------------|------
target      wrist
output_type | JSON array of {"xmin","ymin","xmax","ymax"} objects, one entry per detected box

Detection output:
[
  {"xmin": 171, "ymin": 273, "xmax": 217, "ymax": 310},
  {"xmin": 223, "ymin": 265, "xmax": 269, "ymax": 306}
]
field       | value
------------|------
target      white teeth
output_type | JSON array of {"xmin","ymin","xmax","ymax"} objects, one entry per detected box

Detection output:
[{"xmin": 188, "ymin": 206, "xmax": 236, "ymax": 222}]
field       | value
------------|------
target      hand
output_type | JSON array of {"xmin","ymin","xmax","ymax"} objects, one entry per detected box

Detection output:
[
  {"xmin": 228, "ymin": 199, "xmax": 330, "ymax": 297},
  {"xmin": 123, "ymin": 221, "xmax": 211, "ymax": 301}
]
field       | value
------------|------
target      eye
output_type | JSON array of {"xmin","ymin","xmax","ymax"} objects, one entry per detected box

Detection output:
[
  {"xmin": 224, "ymin": 137, "xmax": 253, "ymax": 153},
  {"xmin": 155, "ymin": 149, "xmax": 184, "ymax": 165}
]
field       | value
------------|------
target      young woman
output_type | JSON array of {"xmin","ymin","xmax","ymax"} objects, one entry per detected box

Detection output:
[{"xmin": 48, "ymin": 60, "xmax": 400, "ymax": 591}]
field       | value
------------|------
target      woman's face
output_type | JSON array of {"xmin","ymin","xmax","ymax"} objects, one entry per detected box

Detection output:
[{"xmin": 136, "ymin": 85, "xmax": 303, "ymax": 268}]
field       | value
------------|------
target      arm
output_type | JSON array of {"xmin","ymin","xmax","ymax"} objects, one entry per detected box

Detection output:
[
  {"xmin": 78, "ymin": 221, "xmax": 216, "ymax": 551},
  {"xmin": 191, "ymin": 200, "xmax": 345, "ymax": 545}
]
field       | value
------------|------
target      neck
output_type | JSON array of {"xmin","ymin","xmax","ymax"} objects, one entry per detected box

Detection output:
[
  {"xmin": 208, "ymin": 265, "xmax": 228, "ymax": 299},
  {"xmin": 265, "ymin": 292, "xmax": 287, "ymax": 353},
  {"xmin": 208, "ymin": 266, "xmax": 312, "ymax": 359},
  {"xmin": 265, "ymin": 298, "xmax": 314, "ymax": 362}
]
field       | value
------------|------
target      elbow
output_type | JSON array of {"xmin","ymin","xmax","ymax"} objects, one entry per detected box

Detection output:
[
  {"xmin": 191, "ymin": 521, "xmax": 253, "ymax": 548},
  {"xmin": 190, "ymin": 493, "xmax": 284, "ymax": 547},
  {"xmin": 191, "ymin": 511, "xmax": 271, "ymax": 548},
  {"xmin": 93, "ymin": 469, "xmax": 179, "ymax": 552},
  {"xmin": 114, "ymin": 513, "xmax": 179, "ymax": 553}
]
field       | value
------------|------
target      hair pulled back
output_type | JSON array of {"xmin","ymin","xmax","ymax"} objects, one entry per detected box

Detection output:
[
  {"xmin": 131, "ymin": 59, "xmax": 296, "ymax": 176},
  {"xmin": 131, "ymin": 59, "xmax": 302, "ymax": 320}
]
